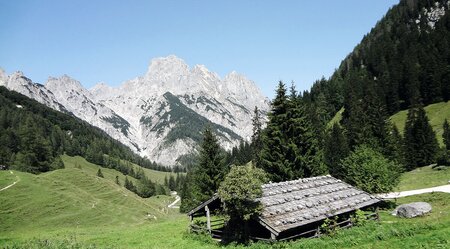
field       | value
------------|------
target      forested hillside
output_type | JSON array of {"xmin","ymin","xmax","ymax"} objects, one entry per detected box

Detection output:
[
  {"xmin": 304, "ymin": 0, "xmax": 450, "ymax": 121},
  {"xmin": 0, "ymin": 86, "xmax": 167, "ymax": 174}
]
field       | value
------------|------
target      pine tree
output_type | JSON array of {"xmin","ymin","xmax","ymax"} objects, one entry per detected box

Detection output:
[
  {"xmin": 403, "ymin": 106, "xmax": 439, "ymax": 170},
  {"xmin": 443, "ymin": 119, "xmax": 450, "ymax": 150},
  {"xmin": 259, "ymin": 82, "xmax": 326, "ymax": 182},
  {"xmin": 124, "ymin": 176, "xmax": 136, "ymax": 193},
  {"xmin": 251, "ymin": 106, "xmax": 263, "ymax": 167},
  {"xmin": 258, "ymin": 82, "xmax": 291, "ymax": 182},
  {"xmin": 285, "ymin": 87, "xmax": 326, "ymax": 178},
  {"xmin": 181, "ymin": 125, "xmax": 226, "ymax": 210},
  {"xmin": 96, "ymin": 168, "xmax": 104, "ymax": 178},
  {"xmin": 168, "ymin": 175, "xmax": 176, "ymax": 191},
  {"xmin": 324, "ymin": 123, "xmax": 349, "ymax": 179}
]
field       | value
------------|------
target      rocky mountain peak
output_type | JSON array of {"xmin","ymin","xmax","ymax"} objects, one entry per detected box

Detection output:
[
  {"xmin": 46, "ymin": 75, "xmax": 92, "ymax": 100},
  {"xmin": 1, "ymin": 55, "xmax": 270, "ymax": 167},
  {"xmin": 145, "ymin": 55, "xmax": 190, "ymax": 80}
]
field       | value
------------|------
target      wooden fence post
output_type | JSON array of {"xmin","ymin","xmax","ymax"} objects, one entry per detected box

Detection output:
[{"xmin": 205, "ymin": 205, "xmax": 211, "ymax": 233}]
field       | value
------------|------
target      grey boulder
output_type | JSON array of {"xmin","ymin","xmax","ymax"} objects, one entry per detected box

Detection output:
[{"xmin": 391, "ymin": 202, "xmax": 432, "ymax": 218}]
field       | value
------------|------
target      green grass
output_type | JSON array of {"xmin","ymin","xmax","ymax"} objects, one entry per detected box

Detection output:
[
  {"xmin": 327, "ymin": 107, "xmax": 344, "ymax": 128},
  {"xmin": 395, "ymin": 165, "xmax": 450, "ymax": 191},
  {"xmin": 104, "ymin": 155, "xmax": 182, "ymax": 185},
  {"xmin": 390, "ymin": 101, "xmax": 450, "ymax": 146},
  {"xmin": 328, "ymin": 101, "xmax": 450, "ymax": 146},
  {"xmin": 0, "ymin": 157, "xmax": 177, "ymax": 241},
  {"xmin": 0, "ymin": 170, "xmax": 17, "ymax": 189},
  {"xmin": 2, "ymin": 193, "xmax": 448, "ymax": 249},
  {"xmin": 1, "ymin": 157, "xmax": 449, "ymax": 248}
]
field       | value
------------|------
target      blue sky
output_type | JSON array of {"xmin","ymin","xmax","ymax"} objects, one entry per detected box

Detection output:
[{"xmin": 0, "ymin": 0, "xmax": 398, "ymax": 98}]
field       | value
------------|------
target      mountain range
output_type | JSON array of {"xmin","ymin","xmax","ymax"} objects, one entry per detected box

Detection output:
[{"xmin": 0, "ymin": 55, "xmax": 270, "ymax": 166}]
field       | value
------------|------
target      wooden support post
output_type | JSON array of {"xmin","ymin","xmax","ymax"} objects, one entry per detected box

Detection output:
[
  {"xmin": 376, "ymin": 207, "xmax": 380, "ymax": 223},
  {"xmin": 270, "ymin": 232, "xmax": 277, "ymax": 241},
  {"xmin": 205, "ymin": 205, "xmax": 211, "ymax": 233}
]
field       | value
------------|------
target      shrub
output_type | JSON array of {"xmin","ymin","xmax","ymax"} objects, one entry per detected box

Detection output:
[
  {"xmin": 340, "ymin": 145, "xmax": 401, "ymax": 193},
  {"xmin": 218, "ymin": 164, "xmax": 268, "ymax": 242}
]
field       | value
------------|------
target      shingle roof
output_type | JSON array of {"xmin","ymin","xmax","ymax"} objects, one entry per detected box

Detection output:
[{"xmin": 258, "ymin": 175, "xmax": 380, "ymax": 234}]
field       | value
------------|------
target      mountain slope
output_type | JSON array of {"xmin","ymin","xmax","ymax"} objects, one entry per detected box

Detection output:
[
  {"xmin": 1, "ymin": 55, "xmax": 270, "ymax": 166},
  {"xmin": 0, "ymin": 86, "xmax": 155, "ymax": 174},
  {"xmin": 0, "ymin": 156, "xmax": 174, "ymax": 235},
  {"xmin": 305, "ymin": 0, "xmax": 450, "ymax": 121}
]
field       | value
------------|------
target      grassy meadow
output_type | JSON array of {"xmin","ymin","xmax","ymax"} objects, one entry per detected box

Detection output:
[
  {"xmin": 328, "ymin": 101, "xmax": 450, "ymax": 146},
  {"xmin": 1, "ymin": 157, "xmax": 449, "ymax": 248},
  {"xmin": 390, "ymin": 101, "xmax": 450, "ymax": 146}
]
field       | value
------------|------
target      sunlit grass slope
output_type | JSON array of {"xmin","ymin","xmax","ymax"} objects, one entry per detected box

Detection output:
[
  {"xmin": 390, "ymin": 101, "xmax": 450, "ymax": 146},
  {"xmin": 0, "ymin": 156, "xmax": 177, "ymax": 240},
  {"xmin": 396, "ymin": 165, "xmax": 450, "ymax": 191}
]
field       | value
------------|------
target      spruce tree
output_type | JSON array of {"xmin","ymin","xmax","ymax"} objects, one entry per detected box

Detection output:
[
  {"xmin": 324, "ymin": 123, "xmax": 349, "ymax": 179},
  {"xmin": 258, "ymin": 82, "xmax": 291, "ymax": 182},
  {"xmin": 259, "ymin": 82, "xmax": 326, "ymax": 182},
  {"xmin": 181, "ymin": 125, "xmax": 226, "ymax": 211},
  {"xmin": 403, "ymin": 106, "xmax": 438, "ymax": 170},
  {"xmin": 443, "ymin": 119, "xmax": 450, "ymax": 150},
  {"xmin": 251, "ymin": 106, "xmax": 263, "ymax": 167},
  {"xmin": 96, "ymin": 168, "xmax": 104, "ymax": 178},
  {"xmin": 285, "ymin": 87, "xmax": 326, "ymax": 178}
]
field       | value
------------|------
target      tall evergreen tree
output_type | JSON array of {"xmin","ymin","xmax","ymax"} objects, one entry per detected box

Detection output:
[
  {"xmin": 403, "ymin": 106, "xmax": 439, "ymax": 170},
  {"xmin": 251, "ymin": 106, "xmax": 263, "ymax": 167},
  {"xmin": 259, "ymin": 82, "xmax": 326, "ymax": 182},
  {"xmin": 285, "ymin": 87, "xmax": 326, "ymax": 178},
  {"xmin": 324, "ymin": 123, "xmax": 349, "ymax": 179},
  {"xmin": 443, "ymin": 119, "xmax": 450, "ymax": 150},
  {"xmin": 181, "ymin": 125, "xmax": 226, "ymax": 211},
  {"xmin": 258, "ymin": 82, "xmax": 291, "ymax": 181}
]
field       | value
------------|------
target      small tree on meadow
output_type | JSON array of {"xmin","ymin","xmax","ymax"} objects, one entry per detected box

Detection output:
[
  {"xmin": 96, "ymin": 168, "xmax": 104, "ymax": 178},
  {"xmin": 218, "ymin": 164, "xmax": 268, "ymax": 242},
  {"xmin": 340, "ymin": 145, "xmax": 401, "ymax": 193}
]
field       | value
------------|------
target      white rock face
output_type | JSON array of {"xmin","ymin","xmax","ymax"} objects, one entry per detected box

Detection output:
[
  {"xmin": 0, "ymin": 70, "xmax": 66, "ymax": 112},
  {"xmin": 0, "ymin": 55, "xmax": 270, "ymax": 167}
]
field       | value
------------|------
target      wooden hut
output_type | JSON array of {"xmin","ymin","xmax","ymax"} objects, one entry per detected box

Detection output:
[{"xmin": 188, "ymin": 175, "xmax": 381, "ymax": 241}]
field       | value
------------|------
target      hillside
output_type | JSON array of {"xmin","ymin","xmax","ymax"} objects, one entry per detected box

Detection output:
[
  {"xmin": 390, "ymin": 101, "xmax": 450, "ymax": 145},
  {"xmin": 0, "ymin": 155, "xmax": 176, "ymax": 239},
  {"xmin": 305, "ymin": 0, "xmax": 450, "ymax": 130},
  {"xmin": 328, "ymin": 101, "xmax": 450, "ymax": 146}
]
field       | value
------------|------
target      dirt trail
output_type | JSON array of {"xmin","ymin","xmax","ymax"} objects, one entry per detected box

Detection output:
[
  {"xmin": 377, "ymin": 184, "xmax": 450, "ymax": 199},
  {"xmin": 168, "ymin": 191, "xmax": 181, "ymax": 208},
  {"xmin": 0, "ymin": 171, "xmax": 19, "ymax": 192}
]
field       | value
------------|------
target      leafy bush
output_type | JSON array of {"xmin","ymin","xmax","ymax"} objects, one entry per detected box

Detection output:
[
  {"xmin": 218, "ymin": 164, "xmax": 268, "ymax": 242},
  {"xmin": 340, "ymin": 145, "xmax": 401, "ymax": 193}
]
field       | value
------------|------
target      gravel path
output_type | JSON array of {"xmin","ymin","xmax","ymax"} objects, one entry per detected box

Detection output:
[
  {"xmin": 168, "ymin": 191, "xmax": 181, "ymax": 208},
  {"xmin": 0, "ymin": 171, "xmax": 19, "ymax": 192},
  {"xmin": 377, "ymin": 184, "xmax": 450, "ymax": 199}
]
